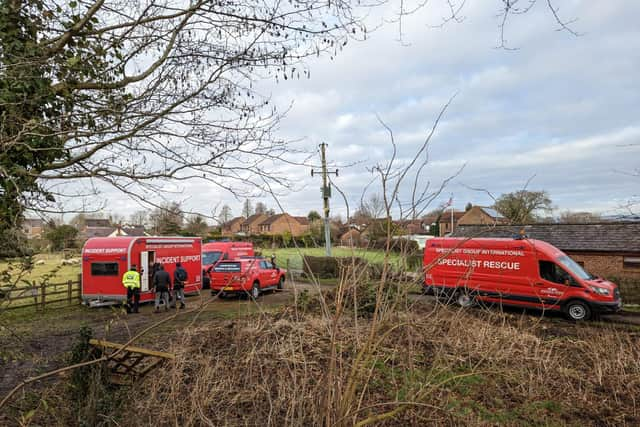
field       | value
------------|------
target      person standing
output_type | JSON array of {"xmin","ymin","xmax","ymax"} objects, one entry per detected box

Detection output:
[
  {"xmin": 173, "ymin": 262, "xmax": 187, "ymax": 309},
  {"xmin": 152, "ymin": 264, "xmax": 171, "ymax": 313},
  {"xmin": 122, "ymin": 265, "xmax": 141, "ymax": 314}
]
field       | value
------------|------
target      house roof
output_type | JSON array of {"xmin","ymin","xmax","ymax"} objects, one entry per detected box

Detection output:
[
  {"xmin": 224, "ymin": 217, "xmax": 245, "ymax": 228},
  {"xmin": 480, "ymin": 207, "xmax": 504, "ymax": 219},
  {"xmin": 439, "ymin": 211, "xmax": 466, "ymax": 222},
  {"xmin": 260, "ymin": 214, "xmax": 289, "ymax": 225},
  {"xmin": 85, "ymin": 218, "xmax": 111, "ymax": 228},
  {"xmin": 84, "ymin": 226, "xmax": 116, "ymax": 239},
  {"xmin": 294, "ymin": 216, "xmax": 309, "ymax": 225},
  {"xmin": 453, "ymin": 222, "xmax": 640, "ymax": 253},
  {"xmin": 242, "ymin": 214, "xmax": 267, "ymax": 226}
]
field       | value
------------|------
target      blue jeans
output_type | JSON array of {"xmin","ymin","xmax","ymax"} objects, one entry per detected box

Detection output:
[{"xmin": 154, "ymin": 289, "xmax": 169, "ymax": 310}]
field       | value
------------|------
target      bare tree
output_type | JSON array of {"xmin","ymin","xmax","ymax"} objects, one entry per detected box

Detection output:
[
  {"xmin": 0, "ymin": 0, "xmax": 581, "ymax": 232},
  {"xmin": 241, "ymin": 199, "xmax": 253, "ymax": 218},
  {"xmin": 254, "ymin": 202, "xmax": 268, "ymax": 215},
  {"xmin": 129, "ymin": 210, "xmax": 148, "ymax": 227},
  {"xmin": 149, "ymin": 202, "xmax": 183, "ymax": 235},
  {"xmin": 184, "ymin": 214, "xmax": 209, "ymax": 237},
  {"xmin": 558, "ymin": 210, "xmax": 603, "ymax": 223},
  {"xmin": 219, "ymin": 205, "xmax": 233, "ymax": 224}
]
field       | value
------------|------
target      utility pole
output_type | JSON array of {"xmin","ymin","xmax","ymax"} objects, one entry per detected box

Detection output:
[{"xmin": 311, "ymin": 143, "xmax": 338, "ymax": 256}]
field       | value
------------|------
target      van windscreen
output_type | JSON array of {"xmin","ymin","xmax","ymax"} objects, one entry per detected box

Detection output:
[
  {"xmin": 203, "ymin": 251, "xmax": 223, "ymax": 265},
  {"xmin": 213, "ymin": 262, "xmax": 241, "ymax": 272},
  {"xmin": 557, "ymin": 256, "xmax": 593, "ymax": 280}
]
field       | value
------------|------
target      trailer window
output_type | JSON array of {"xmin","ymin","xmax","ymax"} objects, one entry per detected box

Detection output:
[
  {"xmin": 203, "ymin": 251, "xmax": 223, "ymax": 265},
  {"xmin": 213, "ymin": 262, "xmax": 242, "ymax": 272},
  {"xmin": 91, "ymin": 262, "xmax": 119, "ymax": 276}
]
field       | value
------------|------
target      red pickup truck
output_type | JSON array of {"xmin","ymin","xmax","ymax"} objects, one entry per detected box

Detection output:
[{"xmin": 210, "ymin": 258, "xmax": 286, "ymax": 299}]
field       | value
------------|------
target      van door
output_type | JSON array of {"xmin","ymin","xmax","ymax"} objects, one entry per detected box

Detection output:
[
  {"xmin": 140, "ymin": 251, "xmax": 149, "ymax": 292},
  {"xmin": 536, "ymin": 261, "xmax": 572, "ymax": 307}
]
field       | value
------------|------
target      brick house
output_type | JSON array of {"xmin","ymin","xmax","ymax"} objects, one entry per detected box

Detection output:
[
  {"xmin": 257, "ymin": 214, "xmax": 310, "ymax": 236},
  {"xmin": 438, "ymin": 210, "xmax": 467, "ymax": 236},
  {"xmin": 453, "ymin": 223, "xmax": 640, "ymax": 282},
  {"xmin": 221, "ymin": 216, "xmax": 245, "ymax": 236},
  {"xmin": 339, "ymin": 229, "xmax": 362, "ymax": 247},
  {"xmin": 458, "ymin": 206, "xmax": 508, "ymax": 226},
  {"xmin": 240, "ymin": 214, "xmax": 268, "ymax": 235},
  {"xmin": 22, "ymin": 218, "xmax": 44, "ymax": 239}
]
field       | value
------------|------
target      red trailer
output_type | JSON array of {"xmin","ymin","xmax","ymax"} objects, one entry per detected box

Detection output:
[{"xmin": 82, "ymin": 236, "xmax": 202, "ymax": 305}]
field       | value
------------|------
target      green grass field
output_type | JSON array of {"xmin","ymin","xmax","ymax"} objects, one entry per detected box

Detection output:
[
  {"xmin": 262, "ymin": 247, "xmax": 403, "ymax": 271},
  {"xmin": 0, "ymin": 253, "xmax": 81, "ymax": 287}
]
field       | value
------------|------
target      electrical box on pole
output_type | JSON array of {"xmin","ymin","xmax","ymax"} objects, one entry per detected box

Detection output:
[{"xmin": 311, "ymin": 143, "xmax": 338, "ymax": 256}]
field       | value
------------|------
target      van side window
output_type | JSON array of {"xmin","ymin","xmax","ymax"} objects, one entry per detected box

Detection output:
[{"xmin": 539, "ymin": 261, "xmax": 574, "ymax": 285}]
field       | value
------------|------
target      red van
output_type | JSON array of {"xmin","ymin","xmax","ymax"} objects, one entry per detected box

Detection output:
[
  {"xmin": 423, "ymin": 237, "xmax": 621, "ymax": 321},
  {"xmin": 202, "ymin": 241, "xmax": 254, "ymax": 271},
  {"xmin": 210, "ymin": 258, "xmax": 285, "ymax": 299},
  {"xmin": 82, "ymin": 236, "xmax": 202, "ymax": 305}
]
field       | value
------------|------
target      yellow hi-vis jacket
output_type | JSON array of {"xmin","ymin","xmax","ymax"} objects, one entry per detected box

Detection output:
[{"xmin": 122, "ymin": 270, "xmax": 141, "ymax": 289}]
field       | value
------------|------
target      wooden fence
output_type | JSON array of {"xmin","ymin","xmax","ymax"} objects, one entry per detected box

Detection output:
[{"xmin": 1, "ymin": 278, "xmax": 82, "ymax": 311}]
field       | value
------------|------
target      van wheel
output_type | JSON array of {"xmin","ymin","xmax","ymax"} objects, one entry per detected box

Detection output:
[
  {"xmin": 564, "ymin": 300, "xmax": 591, "ymax": 321},
  {"xmin": 456, "ymin": 292, "xmax": 474, "ymax": 308},
  {"xmin": 251, "ymin": 281, "xmax": 260, "ymax": 299},
  {"xmin": 277, "ymin": 276, "xmax": 284, "ymax": 290}
]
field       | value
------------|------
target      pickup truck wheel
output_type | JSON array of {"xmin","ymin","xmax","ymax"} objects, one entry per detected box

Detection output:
[
  {"xmin": 251, "ymin": 281, "xmax": 260, "ymax": 299},
  {"xmin": 456, "ymin": 292, "xmax": 474, "ymax": 308},
  {"xmin": 277, "ymin": 276, "xmax": 284, "ymax": 290},
  {"xmin": 564, "ymin": 300, "xmax": 591, "ymax": 321}
]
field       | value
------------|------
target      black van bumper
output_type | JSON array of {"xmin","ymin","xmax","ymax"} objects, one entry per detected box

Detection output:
[{"xmin": 589, "ymin": 300, "xmax": 622, "ymax": 314}]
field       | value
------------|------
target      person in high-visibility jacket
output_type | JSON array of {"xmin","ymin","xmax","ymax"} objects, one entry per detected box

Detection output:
[{"xmin": 122, "ymin": 265, "xmax": 141, "ymax": 314}]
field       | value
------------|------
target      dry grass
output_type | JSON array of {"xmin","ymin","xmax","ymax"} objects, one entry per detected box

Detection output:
[{"xmin": 119, "ymin": 302, "xmax": 640, "ymax": 426}]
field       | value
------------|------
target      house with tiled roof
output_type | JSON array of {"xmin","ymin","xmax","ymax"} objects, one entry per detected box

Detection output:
[
  {"xmin": 458, "ymin": 206, "xmax": 509, "ymax": 227},
  {"xmin": 437, "ymin": 210, "xmax": 467, "ymax": 236},
  {"xmin": 221, "ymin": 216, "xmax": 245, "ymax": 236},
  {"xmin": 257, "ymin": 214, "xmax": 310, "ymax": 236},
  {"xmin": 240, "ymin": 214, "xmax": 268, "ymax": 235},
  {"xmin": 453, "ymin": 222, "xmax": 640, "ymax": 282}
]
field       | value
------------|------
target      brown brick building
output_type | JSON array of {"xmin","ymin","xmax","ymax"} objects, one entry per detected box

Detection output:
[
  {"xmin": 453, "ymin": 223, "xmax": 640, "ymax": 282},
  {"xmin": 257, "ymin": 214, "xmax": 310, "ymax": 236},
  {"xmin": 438, "ymin": 210, "xmax": 467, "ymax": 236},
  {"xmin": 240, "ymin": 214, "xmax": 268, "ymax": 235},
  {"xmin": 458, "ymin": 206, "xmax": 508, "ymax": 227},
  {"xmin": 222, "ymin": 217, "xmax": 245, "ymax": 236}
]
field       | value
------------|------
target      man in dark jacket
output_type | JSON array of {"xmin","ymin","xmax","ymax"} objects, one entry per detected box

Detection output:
[
  {"xmin": 173, "ymin": 262, "xmax": 187, "ymax": 309},
  {"xmin": 153, "ymin": 264, "xmax": 171, "ymax": 312}
]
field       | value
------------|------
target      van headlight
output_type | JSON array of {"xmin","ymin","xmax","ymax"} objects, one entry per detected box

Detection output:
[{"xmin": 589, "ymin": 286, "xmax": 610, "ymax": 296}]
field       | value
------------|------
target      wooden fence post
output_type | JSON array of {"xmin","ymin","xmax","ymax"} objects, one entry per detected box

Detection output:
[
  {"xmin": 77, "ymin": 274, "xmax": 82, "ymax": 303},
  {"xmin": 67, "ymin": 280, "xmax": 72, "ymax": 304},
  {"xmin": 40, "ymin": 283, "xmax": 46, "ymax": 311}
]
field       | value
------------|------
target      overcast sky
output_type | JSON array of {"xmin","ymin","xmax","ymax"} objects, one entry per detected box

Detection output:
[{"xmin": 71, "ymin": 1, "xmax": 640, "ymax": 222}]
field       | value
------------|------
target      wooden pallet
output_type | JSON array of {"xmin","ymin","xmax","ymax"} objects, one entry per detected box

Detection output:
[{"xmin": 89, "ymin": 339, "xmax": 175, "ymax": 385}]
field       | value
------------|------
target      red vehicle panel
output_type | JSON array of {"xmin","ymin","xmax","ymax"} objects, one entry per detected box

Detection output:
[
  {"xmin": 210, "ymin": 258, "xmax": 285, "ymax": 298},
  {"xmin": 202, "ymin": 241, "xmax": 254, "ymax": 271},
  {"xmin": 82, "ymin": 236, "xmax": 202, "ymax": 305},
  {"xmin": 424, "ymin": 237, "xmax": 621, "ymax": 320}
]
